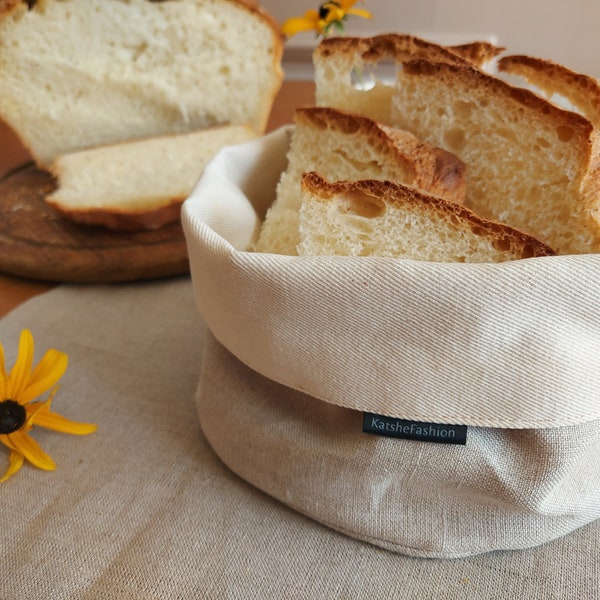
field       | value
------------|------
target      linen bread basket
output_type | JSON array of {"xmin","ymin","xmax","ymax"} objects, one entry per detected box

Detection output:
[{"xmin": 181, "ymin": 127, "xmax": 600, "ymax": 559}]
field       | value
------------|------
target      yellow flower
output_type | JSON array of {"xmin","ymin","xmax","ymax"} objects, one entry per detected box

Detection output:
[
  {"xmin": 282, "ymin": 1, "xmax": 372, "ymax": 38},
  {"xmin": 0, "ymin": 329, "xmax": 97, "ymax": 482}
]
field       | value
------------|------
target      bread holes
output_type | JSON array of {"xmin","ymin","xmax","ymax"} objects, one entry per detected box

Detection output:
[
  {"xmin": 520, "ymin": 244, "xmax": 535, "ymax": 259},
  {"xmin": 443, "ymin": 128, "xmax": 466, "ymax": 153},
  {"xmin": 536, "ymin": 137, "xmax": 552, "ymax": 149},
  {"xmin": 496, "ymin": 127, "xmax": 518, "ymax": 144},
  {"xmin": 337, "ymin": 191, "xmax": 387, "ymax": 219},
  {"xmin": 350, "ymin": 59, "xmax": 397, "ymax": 91},
  {"xmin": 556, "ymin": 125, "xmax": 575, "ymax": 142},
  {"xmin": 451, "ymin": 100, "xmax": 475, "ymax": 120},
  {"xmin": 469, "ymin": 224, "xmax": 486, "ymax": 237},
  {"xmin": 332, "ymin": 149, "xmax": 383, "ymax": 175},
  {"xmin": 492, "ymin": 236, "xmax": 513, "ymax": 253}
]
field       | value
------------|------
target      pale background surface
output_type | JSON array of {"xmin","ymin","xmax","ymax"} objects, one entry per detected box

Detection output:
[{"xmin": 263, "ymin": 0, "xmax": 600, "ymax": 79}]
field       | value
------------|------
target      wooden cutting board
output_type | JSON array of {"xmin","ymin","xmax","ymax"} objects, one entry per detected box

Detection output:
[{"xmin": 0, "ymin": 163, "xmax": 189, "ymax": 283}]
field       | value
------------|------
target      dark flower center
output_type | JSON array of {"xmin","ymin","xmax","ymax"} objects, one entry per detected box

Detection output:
[
  {"xmin": 319, "ymin": 1, "xmax": 341, "ymax": 19},
  {"xmin": 0, "ymin": 400, "xmax": 26, "ymax": 435}
]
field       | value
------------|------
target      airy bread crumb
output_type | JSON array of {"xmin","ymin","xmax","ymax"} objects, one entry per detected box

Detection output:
[
  {"xmin": 0, "ymin": 0, "xmax": 283, "ymax": 168},
  {"xmin": 298, "ymin": 172, "xmax": 555, "ymax": 262},
  {"xmin": 46, "ymin": 125, "xmax": 257, "ymax": 231},
  {"xmin": 253, "ymin": 107, "xmax": 466, "ymax": 255}
]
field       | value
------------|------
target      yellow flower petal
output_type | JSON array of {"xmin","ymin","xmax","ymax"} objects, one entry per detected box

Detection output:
[
  {"xmin": 282, "ymin": 12, "xmax": 319, "ymax": 37},
  {"xmin": 0, "ymin": 341, "xmax": 6, "ymax": 400},
  {"xmin": 7, "ymin": 329, "xmax": 34, "ymax": 400},
  {"xmin": 33, "ymin": 402, "xmax": 97, "ymax": 436},
  {"xmin": 0, "ymin": 450, "xmax": 24, "ymax": 483},
  {"xmin": 7, "ymin": 428, "xmax": 56, "ymax": 471},
  {"xmin": 18, "ymin": 349, "xmax": 68, "ymax": 405},
  {"xmin": 347, "ymin": 7, "xmax": 372, "ymax": 19},
  {"xmin": 325, "ymin": 5, "xmax": 345, "ymax": 22}
]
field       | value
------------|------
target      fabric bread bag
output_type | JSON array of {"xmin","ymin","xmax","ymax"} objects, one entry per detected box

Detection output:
[{"xmin": 181, "ymin": 125, "xmax": 600, "ymax": 559}]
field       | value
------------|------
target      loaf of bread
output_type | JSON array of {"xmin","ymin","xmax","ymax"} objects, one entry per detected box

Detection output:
[
  {"xmin": 298, "ymin": 172, "xmax": 555, "ymax": 261},
  {"xmin": 313, "ymin": 34, "xmax": 600, "ymax": 254},
  {"xmin": 253, "ymin": 107, "xmax": 466, "ymax": 255},
  {"xmin": 0, "ymin": 0, "xmax": 283, "ymax": 169},
  {"xmin": 46, "ymin": 125, "xmax": 256, "ymax": 231}
]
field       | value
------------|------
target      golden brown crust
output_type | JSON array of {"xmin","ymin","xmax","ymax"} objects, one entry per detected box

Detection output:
[
  {"xmin": 449, "ymin": 41, "xmax": 505, "ymax": 67},
  {"xmin": 403, "ymin": 59, "xmax": 594, "ymax": 139},
  {"xmin": 301, "ymin": 172, "xmax": 556, "ymax": 259},
  {"xmin": 0, "ymin": 0, "xmax": 26, "ymax": 19},
  {"xmin": 294, "ymin": 106, "xmax": 467, "ymax": 205},
  {"xmin": 45, "ymin": 196, "xmax": 184, "ymax": 232},
  {"xmin": 379, "ymin": 124, "xmax": 466, "ymax": 205},
  {"xmin": 498, "ymin": 54, "xmax": 600, "ymax": 128},
  {"xmin": 314, "ymin": 34, "xmax": 469, "ymax": 67}
]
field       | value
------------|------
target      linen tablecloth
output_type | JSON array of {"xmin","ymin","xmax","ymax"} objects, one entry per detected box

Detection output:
[{"xmin": 0, "ymin": 277, "xmax": 597, "ymax": 598}]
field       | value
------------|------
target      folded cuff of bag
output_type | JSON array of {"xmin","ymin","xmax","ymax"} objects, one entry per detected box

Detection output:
[{"xmin": 182, "ymin": 127, "xmax": 600, "ymax": 430}]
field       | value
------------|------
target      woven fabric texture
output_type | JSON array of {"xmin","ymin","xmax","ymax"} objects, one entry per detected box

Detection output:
[
  {"xmin": 182, "ymin": 129, "xmax": 600, "ymax": 429},
  {"xmin": 181, "ymin": 129, "xmax": 600, "ymax": 558},
  {"xmin": 0, "ymin": 280, "xmax": 598, "ymax": 598}
]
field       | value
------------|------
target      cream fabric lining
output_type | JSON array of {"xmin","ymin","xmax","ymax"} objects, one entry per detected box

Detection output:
[{"xmin": 182, "ymin": 128, "xmax": 600, "ymax": 429}]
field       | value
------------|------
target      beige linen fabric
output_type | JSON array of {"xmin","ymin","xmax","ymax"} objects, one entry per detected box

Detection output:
[
  {"xmin": 0, "ymin": 279, "xmax": 598, "ymax": 597},
  {"xmin": 199, "ymin": 332, "xmax": 600, "ymax": 558},
  {"xmin": 181, "ymin": 129, "xmax": 600, "ymax": 557}
]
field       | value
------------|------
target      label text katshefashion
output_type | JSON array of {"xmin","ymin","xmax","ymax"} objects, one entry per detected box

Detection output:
[{"xmin": 362, "ymin": 413, "xmax": 467, "ymax": 445}]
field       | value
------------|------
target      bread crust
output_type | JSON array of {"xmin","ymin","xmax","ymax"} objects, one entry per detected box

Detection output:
[
  {"xmin": 301, "ymin": 172, "xmax": 556, "ymax": 259},
  {"xmin": 294, "ymin": 106, "xmax": 467, "ymax": 205},
  {"xmin": 45, "ymin": 196, "xmax": 184, "ymax": 232},
  {"xmin": 449, "ymin": 41, "xmax": 505, "ymax": 67},
  {"xmin": 402, "ymin": 58, "xmax": 596, "ymax": 179},
  {"xmin": 498, "ymin": 54, "xmax": 600, "ymax": 128},
  {"xmin": 314, "ymin": 33, "xmax": 470, "ymax": 66},
  {"xmin": 0, "ymin": 0, "xmax": 25, "ymax": 19},
  {"xmin": 403, "ymin": 59, "xmax": 592, "ymax": 134}
]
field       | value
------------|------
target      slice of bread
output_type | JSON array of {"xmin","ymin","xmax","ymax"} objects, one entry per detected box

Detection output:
[
  {"xmin": 46, "ymin": 124, "xmax": 257, "ymax": 231},
  {"xmin": 391, "ymin": 59, "xmax": 600, "ymax": 254},
  {"xmin": 313, "ymin": 34, "xmax": 476, "ymax": 123},
  {"xmin": 0, "ymin": 0, "xmax": 283, "ymax": 168},
  {"xmin": 498, "ymin": 55, "xmax": 600, "ymax": 126},
  {"xmin": 253, "ymin": 107, "xmax": 467, "ymax": 255},
  {"xmin": 298, "ymin": 172, "xmax": 555, "ymax": 262}
]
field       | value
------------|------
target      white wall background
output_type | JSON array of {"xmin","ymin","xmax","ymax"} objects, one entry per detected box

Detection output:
[{"xmin": 261, "ymin": 0, "xmax": 600, "ymax": 79}]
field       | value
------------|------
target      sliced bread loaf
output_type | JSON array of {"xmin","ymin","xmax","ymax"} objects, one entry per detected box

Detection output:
[
  {"xmin": 253, "ymin": 107, "xmax": 466, "ymax": 255},
  {"xmin": 391, "ymin": 59, "xmax": 600, "ymax": 254},
  {"xmin": 46, "ymin": 124, "xmax": 257, "ymax": 231},
  {"xmin": 298, "ymin": 172, "xmax": 555, "ymax": 262},
  {"xmin": 313, "ymin": 34, "xmax": 477, "ymax": 123},
  {"xmin": 0, "ymin": 0, "xmax": 283, "ymax": 168}
]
